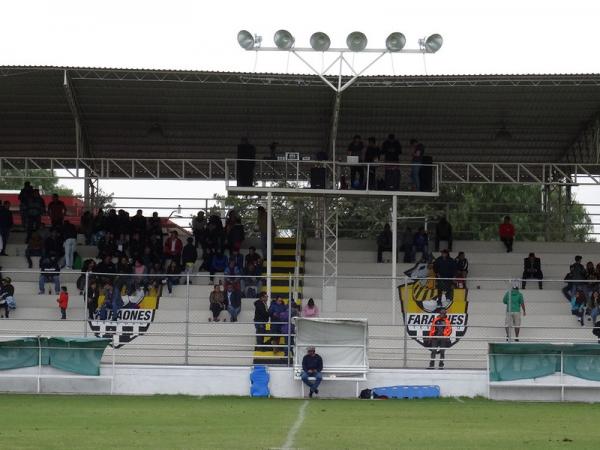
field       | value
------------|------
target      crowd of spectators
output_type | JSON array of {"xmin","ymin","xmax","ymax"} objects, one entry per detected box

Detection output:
[{"xmin": 562, "ymin": 255, "xmax": 600, "ymax": 328}]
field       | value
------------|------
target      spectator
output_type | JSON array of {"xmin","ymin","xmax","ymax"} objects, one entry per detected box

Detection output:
[
  {"xmin": 39, "ymin": 252, "xmax": 61, "ymax": 295},
  {"xmin": 227, "ymin": 217, "xmax": 245, "ymax": 254},
  {"xmin": 562, "ymin": 255, "xmax": 587, "ymax": 301},
  {"xmin": 26, "ymin": 189, "xmax": 45, "ymax": 243},
  {"xmin": 191, "ymin": 211, "xmax": 207, "ymax": 251},
  {"xmin": 77, "ymin": 259, "xmax": 97, "ymax": 295},
  {"xmin": 435, "ymin": 217, "xmax": 453, "ymax": 252},
  {"xmin": 499, "ymin": 216, "xmax": 515, "ymax": 253},
  {"xmin": 163, "ymin": 231, "xmax": 183, "ymax": 265},
  {"xmin": 302, "ymin": 298, "xmax": 319, "ymax": 318},
  {"xmin": 522, "ymin": 252, "xmax": 543, "ymax": 289},
  {"xmin": 400, "ymin": 226, "xmax": 414, "ymax": 263},
  {"xmin": 56, "ymin": 286, "xmax": 69, "ymax": 319},
  {"xmin": 433, "ymin": 249, "xmax": 457, "ymax": 293},
  {"xmin": 25, "ymin": 229, "xmax": 44, "ymax": 269},
  {"xmin": 376, "ymin": 224, "xmax": 393, "ymax": 263},
  {"xmin": 245, "ymin": 247, "xmax": 262, "ymax": 269},
  {"xmin": 347, "ymin": 135, "xmax": 364, "ymax": 189},
  {"xmin": 209, "ymin": 284, "xmax": 227, "ymax": 322},
  {"xmin": 363, "ymin": 137, "xmax": 380, "ymax": 190},
  {"xmin": 0, "ymin": 277, "xmax": 15, "ymax": 318},
  {"xmin": 427, "ymin": 308, "xmax": 452, "ymax": 369},
  {"xmin": 503, "ymin": 282, "xmax": 526, "ymax": 341},
  {"xmin": 130, "ymin": 210, "xmax": 147, "ymax": 239},
  {"xmin": 44, "ymin": 228, "xmax": 64, "ymax": 260},
  {"xmin": 301, "ymin": 346, "xmax": 323, "ymax": 398},
  {"xmin": 95, "ymin": 255, "xmax": 116, "ymax": 285},
  {"xmin": 86, "ymin": 279, "xmax": 100, "ymax": 320},
  {"xmin": 571, "ymin": 288, "xmax": 586, "ymax": 326},
  {"xmin": 381, "ymin": 134, "xmax": 401, "ymax": 190},
  {"xmin": 62, "ymin": 220, "xmax": 77, "ymax": 270},
  {"xmin": 224, "ymin": 259, "xmax": 241, "ymax": 292},
  {"xmin": 228, "ymin": 249, "xmax": 244, "ymax": 271},
  {"xmin": 116, "ymin": 256, "xmax": 134, "ymax": 294},
  {"xmin": 0, "ymin": 201, "xmax": 14, "ymax": 255},
  {"xmin": 79, "ymin": 211, "xmax": 94, "ymax": 245},
  {"xmin": 410, "ymin": 141, "xmax": 424, "ymax": 191},
  {"xmin": 269, "ymin": 296, "xmax": 287, "ymax": 348},
  {"xmin": 455, "ymin": 251, "xmax": 469, "ymax": 288},
  {"xmin": 165, "ymin": 260, "xmax": 181, "ymax": 296},
  {"xmin": 257, "ymin": 206, "xmax": 276, "ymax": 260},
  {"xmin": 106, "ymin": 280, "xmax": 124, "ymax": 321},
  {"xmin": 225, "ymin": 283, "xmax": 242, "ymax": 322},
  {"xmin": 412, "ymin": 227, "xmax": 429, "ymax": 260},
  {"xmin": 253, "ymin": 292, "xmax": 270, "ymax": 349},
  {"xmin": 181, "ymin": 237, "xmax": 198, "ymax": 278},
  {"xmin": 243, "ymin": 260, "xmax": 263, "ymax": 298},
  {"xmin": 237, "ymin": 137, "xmax": 256, "ymax": 187},
  {"xmin": 47, "ymin": 193, "xmax": 67, "ymax": 228},
  {"xmin": 18, "ymin": 181, "xmax": 33, "ymax": 235},
  {"xmin": 209, "ymin": 251, "xmax": 227, "ymax": 284},
  {"xmin": 590, "ymin": 290, "xmax": 600, "ymax": 325},
  {"xmin": 585, "ymin": 261, "xmax": 599, "ymax": 299},
  {"xmin": 147, "ymin": 211, "xmax": 162, "ymax": 240},
  {"xmin": 132, "ymin": 259, "xmax": 148, "ymax": 290},
  {"xmin": 97, "ymin": 231, "xmax": 117, "ymax": 259}
]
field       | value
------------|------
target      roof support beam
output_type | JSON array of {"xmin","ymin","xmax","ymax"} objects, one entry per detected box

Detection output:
[
  {"xmin": 63, "ymin": 70, "xmax": 94, "ymax": 162},
  {"xmin": 561, "ymin": 112, "xmax": 600, "ymax": 163}
]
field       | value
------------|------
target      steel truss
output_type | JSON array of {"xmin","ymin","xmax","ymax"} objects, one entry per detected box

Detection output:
[
  {"xmin": 322, "ymin": 198, "xmax": 338, "ymax": 290},
  {"xmin": 562, "ymin": 113, "xmax": 600, "ymax": 164}
]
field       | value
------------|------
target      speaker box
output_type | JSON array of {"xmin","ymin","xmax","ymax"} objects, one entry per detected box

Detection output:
[{"xmin": 310, "ymin": 167, "xmax": 326, "ymax": 189}]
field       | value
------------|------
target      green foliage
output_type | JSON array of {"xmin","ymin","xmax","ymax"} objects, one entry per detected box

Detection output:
[{"xmin": 0, "ymin": 169, "xmax": 74, "ymax": 196}]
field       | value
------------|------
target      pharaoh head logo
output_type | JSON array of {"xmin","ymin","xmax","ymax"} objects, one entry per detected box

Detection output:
[{"xmin": 398, "ymin": 262, "xmax": 468, "ymax": 347}]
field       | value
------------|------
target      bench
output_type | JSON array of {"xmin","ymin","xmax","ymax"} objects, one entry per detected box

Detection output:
[{"xmin": 294, "ymin": 366, "xmax": 368, "ymax": 397}]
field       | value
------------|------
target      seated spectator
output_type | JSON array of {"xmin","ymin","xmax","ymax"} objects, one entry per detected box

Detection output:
[
  {"xmin": 571, "ymin": 288, "xmax": 587, "ymax": 326},
  {"xmin": 128, "ymin": 232, "xmax": 144, "ymax": 261},
  {"xmin": 147, "ymin": 262, "xmax": 165, "ymax": 291},
  {"xmin": 242, "ymin": 260, "xmax": 263, "ymax": 298},
  {"xmin": 209, "ymin": 284, "xmax": 227, "ymax": 322},
  {"xmin": 301, "ymin": 346, "xmax": 323, "ymax": 398},
  {"xmin": 165, "ymin": 260, "xmax": 181, "ymax": 296},
  {"xmin": 132, "ymin": 259, "xmax": 148, "ymax": 290},
  {"xmin": 224, "ymin": 259, "xmax": 241, "ymax": 292},
  {"xmin": 224, "ymin": 283, "xmax": 242, "ymax": 322},
  {"xmin": 522, "ymin": 252, "xmax": 543, "ymax": 289},
  {"xmin": 227, "ymin": 217, "xmax": 245, "ymax": 254},
  {"xmin": 0, "ymin": 277, "xmax": 15, "ymax": 318},
  {"xmin": 103, "ymin": 280, "xmax": 124, "ymax": 321},
  {"xmin": 95, "ymin": 255, "xmax": 116, "ymax": 285},
  {"xmin": 97, "ymin": 231, "xmax": 117, "ymax": 259},
  {"xmin": 499, "ymin": 216, "xmax": 515, "ymax": 253},
  {"xmin": 44, "ymin": 229, "xmax": 64, "ymax": 260},
  {"xmin": 77, "ymin": 258, "xmax": 97, "ymax": 295},
  {"xmin": 39, "ymin": 252, "xmax": 61, "ymax": 295},
  {"xmin": 163, "ymin": 231, "xmax": 183, "ymax": 265},
  {"xmin": 435, "ymin": 217, "xmax": 453, "ymax": 252},
  {"xmin": 590, "ymin": 290, "xmax": 600, "ymax": 325},
  {"xmin": 141, "ymin": 245, "xmax": 157, "ymax": 268},
  {"xmin": 116, "ymin": 256, "xmax": 134, "ymax": 294},
  {"xmin": 245, "ymin": 247, "xmax": 263, "ymax": 270},
  {"xmin": 433, "ymin": 249, "xmax": 457, "ymax": 293},
  {"xmin": 454, "ymin": 251, "xmax": 469, "ymax": 289},
  {"xmin": 209, "ymin": 251, "xmax": 227, "ymax": 284},
  {"xmin": 400, "ymin": 227, "xmax": 414, "ymax": 263},
  {"xmin": 25, "ymin": 229, "xmax": 44, "ymax": 269},
  {"xmin": 412, "ymin": 227, "xmax": 429, "ymax": 260},
  {"xmin": 376, "ymin": 224, "xmax": 393, "ymax": 263},
  {"xmin": 562, "ymin": 255, "xmax": 586, "ymax": 301},
  {"xmin": 585, "ymin": 261, "xmax": 599, "ymax": 298},
  {"xmin": 228, "ymin": 249, "xmax": 244, "ymax": 271},
  {"xmin": 302, "ymin": 298, "xmax": 319, "ymax": 318},
  {"xmin": 181, "ymin": 237, "xmax": 198, "ymax": 277}
]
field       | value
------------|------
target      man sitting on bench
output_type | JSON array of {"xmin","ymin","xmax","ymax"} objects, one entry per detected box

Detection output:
[{"xmin": 301, "ymin": 346, "xmax": 323, "ymax": 398}]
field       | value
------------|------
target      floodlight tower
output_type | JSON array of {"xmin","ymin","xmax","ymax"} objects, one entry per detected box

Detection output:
[{"xmin": 237, "ymin": 29, "xmax": 443, "ymax": 160}]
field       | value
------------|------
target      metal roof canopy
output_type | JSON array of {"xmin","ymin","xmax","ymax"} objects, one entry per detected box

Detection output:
[{"xmin": 1, "ymin": 66, "xmax": 600, "ymax": 166}]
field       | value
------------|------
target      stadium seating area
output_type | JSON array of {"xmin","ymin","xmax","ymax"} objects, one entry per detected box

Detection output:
[{"xmin": 0, "ymin": 229, "xmax": 598, "ymax": 370}]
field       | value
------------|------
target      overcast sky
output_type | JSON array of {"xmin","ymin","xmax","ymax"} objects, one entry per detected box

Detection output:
[{"xmin": 2, "ymin": 1, "xmax": 600, "ymax": 229}]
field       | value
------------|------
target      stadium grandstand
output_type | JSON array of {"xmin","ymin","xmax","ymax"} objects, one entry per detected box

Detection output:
[{"xmin": 2, "ymin": 65, "xmax": 600, "ymax": 400}]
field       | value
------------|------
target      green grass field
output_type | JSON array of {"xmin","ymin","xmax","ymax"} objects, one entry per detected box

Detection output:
[{"xmin": 0, "ymin": 395, "xmax": 598, "ymax": 449}]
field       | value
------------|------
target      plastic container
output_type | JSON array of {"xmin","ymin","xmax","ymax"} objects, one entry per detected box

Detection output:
[{"xmin": 250, "ymin": 365, "xmax": 270, "ymax": 397}]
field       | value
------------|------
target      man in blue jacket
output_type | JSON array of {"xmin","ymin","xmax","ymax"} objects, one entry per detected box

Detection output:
[{"xmin": 301, "ymin": 346, "xmax": 324, "ymax": 398}]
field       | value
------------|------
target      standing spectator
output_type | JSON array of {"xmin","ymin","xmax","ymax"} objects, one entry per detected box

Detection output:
[
  {"xmin": 0, "ymin": 277, "xmax": 15, "ymax": 318},
  {"xmin": 0, "ymin": 201, "xmax": 14, "ymax": 255},
  {"xmin": 25, "ymin": 229, "xmax": 44, "ymax": 269},
  {"xmin": 562, "ymin": 255, "xmax": 587, "ymax": 301},
  {"xmin": 410, "ymin": 140, "xmax": 424, "ymax": 191},
  {"xmin": 412, "ymin": 227, "xmax": 429, "ymax": 260},
  {"xmin": 257, "ymin": 206, "xmax": 276, "ymax": 260},
  {"xmin": 165, "ymin": 260, "xmax": 181, "ymax": 296},
  {"xmin": 47, "ymin": 193, "xmax": 67, "ymax": 228},
  {"xmin": 181, "ymin": 237, "xmax": 198, "ymax": 278},
  {"xmin": 163, "ymin": 231, "xmax": 183, "ymax": 266},
  {"xmin": 269, "ymin": 296, "xmax": 287, "ymax": 347},
  {"xmin": 435, "ymin": 217, "xmax": 453, "ymax": 252},
  {"xmin": 237, "ymin": 137, "xmax": 256, "ymax": 187},
  {"xmin": 56, "ymin": 286, "xmax": 69, "ymax": 319},
  {"xmin": 363, "ymin": 137, "xmax": 380, "ymax": 190},
  {"xmin": 130, "ymin": 210, "xmax": 147, "ymax": 239},
  {"xmin": 95, "ymin": 255, "xmax": 116, "ymax": 285},
  {"xmin": 80, "ymin": 211, "xmax": 94, "ymax": 245},
  {"xmin": 26, "ymin": 189, "xmax": 45, "ymax": 243},
  {"xmin": 427, "ymin": 308, "xmax": 452, "ymax": 369},
  {"xmin": 225, "ymin": 284, "xmax": 242, "ymax": 322},
  {"xmin": 147, "ymin": 212, "xmax": 162, "ymax": 239},
  {"xmin": 399, "ymin": 226, "xmax": 414, "ymax": 263},
  {"xmin": 455, "ymin": 251, "xmax": 469, "ymax": 288},
  {"xmin": 503, "ymin": 282, "xmax": 526, "ymax": 341},
  {"xmin": 522, "ymin": 252, "xmax": 543, "ymax": 289},
  {"xmin": 209, "ymin": 251, "xmax": 227, "ymax": 284},
  {"xmin": 302, "ymin": 298, "xmax": 319, "ymax": 318},
  {"xmin": 39, "ymin": 252, "xmax": 61, "ymax": 295},
  {"xmin": 62, "ymin": 220, "xmax": 77, "ymax": 270},
  {"xmin": 253, "ymin": 292, "xmax": 270, "ymax": 349},
  {"xmin": 227, "ymin": 217, "xmax": 245, "ymax": 254},
  {"xmin": 499, "ymin": 216, "xmax": 515, "ymax": 253},
  {"xmin": 86, "ymin": 279, "xmax": 100, "ymax": 320},
  {"xmin": 191, "ymin": 211, "xmax": 207, "ymax": 251},
  {"xmin": 18, "ymin": 181, "xmax": 33, "ymax": 236},
  {"xmin": 209, "ymin": 284, "xmax": 226, "ymax": 322},
  {"xmin": 381, "ymin": 134, "xmax": 401, "ymax": 190},
  {"xmin": 433, "ymin": 249, "xmax": 457, "ymax": 293},
  {"xmin": 590, "ymin": 290, "xmax": 600, "ymax": 325},
  {"xmin": 347, "ymin": 135, "xmax": 364, "ymax": 189},
  {"xmin": 376, "ymin": 223, "xmax": 393, "ymax": 263},
  {"xmin": 301, "ymin": 346, "xmax": 323, "ymax": 398}
]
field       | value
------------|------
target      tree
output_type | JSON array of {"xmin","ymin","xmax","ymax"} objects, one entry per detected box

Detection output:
[{"xmin": 0, "ymin": 169, "xmax": 74, "ymax": 196}]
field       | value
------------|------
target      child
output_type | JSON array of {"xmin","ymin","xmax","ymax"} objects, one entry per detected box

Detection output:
[{"xmin": 57, "ymin": 285, "xmax": 69, "ymax": 320}]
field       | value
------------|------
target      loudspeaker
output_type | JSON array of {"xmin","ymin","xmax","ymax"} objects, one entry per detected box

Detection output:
[
  {"xmin": 420, "ymin": 155, "xmax": 433, "ymax": 192},
  {"xmin": 310, "ymin": 167, "xmax": 326, "ymax": 189}
]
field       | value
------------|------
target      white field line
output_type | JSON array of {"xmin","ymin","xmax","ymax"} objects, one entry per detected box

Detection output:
[
  {"xmin": 282, "ymin": 400, "xmax": 309, "ymax": 449},
  {"xmin": 454, "ymin": 397, "xmax": 465, "ymax": 403}
]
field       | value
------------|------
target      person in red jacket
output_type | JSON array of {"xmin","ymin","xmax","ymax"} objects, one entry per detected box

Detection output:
[
  {"xmin": 427, "ymin": 308, "xmax": 452, "ymax": 369},
  {"xmin": 57, "ymin": 285, "xmax": 69, "ymax": 320},
  {"xmin": 163, "ymin": 231, "xmax": 183, "ymax": 265},
  {"xmin": 499, "ymin": 215, "xmax": 516, "ymax": 253}
]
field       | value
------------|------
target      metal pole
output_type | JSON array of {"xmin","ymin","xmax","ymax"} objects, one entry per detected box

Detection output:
[
  {"xmin": 83, "ymin": 271, "xmax": 89, "ymax": 337},
  {"xmin": 330, "ymin": 92, "xmax": 342, "ymax": 162},
  {"xmin": 184, "ymin": 272, "xmax": 190, "ymax": 365},
  {"xmin": 267, "ymin": 192, "xmax": 273, "ymax": 299},
  {"xmin": 391, "ymin": 195, "xmax": 398, "ymax": 326},
  {"xmin": 403, "ymin": 278, "xmax": 409, "ymax": 368},
  {"xmin": 287, "ymin": 274, "xmax": 293, "ymax": 367}
]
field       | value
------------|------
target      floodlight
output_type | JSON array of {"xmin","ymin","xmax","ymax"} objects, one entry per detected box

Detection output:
[
  {"xmin": 424, "ymin": 34, "xmax": 443, "ymax": 53},
  {"xmin": 385, "ymin": 32, "xmax": 406, "ymax": 52},
  {"xmin": 274, "ymin": 29, "xmax": 295, "ymax": 50},
  {"xmin": 237, "ymin": 30, "xmax": 255, "ymax": 50},
  {"xmin": 310, "ymin": 32, "xmax": 331, "ymax": 51},
  {"xmin": 346, "ymin": 31, "xmax": 368, "ymax": 52}
]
